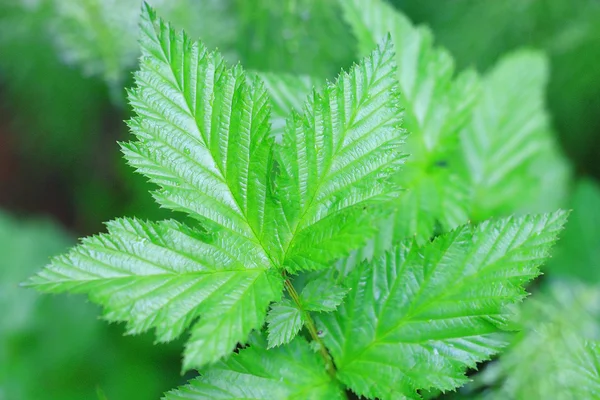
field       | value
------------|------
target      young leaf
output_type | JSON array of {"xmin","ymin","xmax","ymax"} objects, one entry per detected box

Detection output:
[
  {"xmin": 300, "ymin": 279, "xmax": 349, "ymax": 312},
  {"xmin": 164, "ymin": 336, "xmax": 345, "ymax": 399},
  {"xmin": 28, "ymin": 218, "xmax": 283, "ymax": 371},
  {"xmin": 28, "ymin": 4, "xmax": 407, "ymax": 371},
  {"xmin": 339, "ymin": 0, "xmax": 478, "ymax": 243},
  {"xmin": 475, "ymin": 282, "xmax": 600, "ymax": 399},
  {"xmin": 124, "ymin": 5, "xmax": 278, "ymax": 258},
  {"xmin": 460, "ymin": 51, "xmax": 570, "ymax": 221},
  {"xmin": 316, "ymin": 212, "xmax": 567, "ymax": 399},
  {"xmin": 266, "ymin": 299, "xmax": 304, "ymax": 348},
  {"xmin": 275, "ymin": 35, "xmax": 408, "ymax": 271}
]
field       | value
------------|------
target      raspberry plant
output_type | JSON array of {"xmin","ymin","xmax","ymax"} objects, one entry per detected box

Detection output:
[{"xmin": 27, "ymin": 2, "xmax": 573, "ymax": 399}]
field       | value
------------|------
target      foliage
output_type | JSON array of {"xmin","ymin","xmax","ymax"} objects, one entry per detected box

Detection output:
[
  {"xmin": 394, "ymin": 0, "xmax": 600, "ymax": 176},
  {"xmin": 49, "ymin": 0, "xmax": 236, "ymax": 93},
  {"xmin": 458, "ymin": 50, "xmax": 570, "ymax": 220},
  {"xmin": 22, "ymin": 3, "xmax": 574, "ymax": 399},
  {"xmin": 0, "ymin": 0, "xmax": 596, "ymax": 398},
  {"xmin": 459, "ymin": 282, "xmax": 600, "ymax": 399},
  {"xmin": 0, "ymin": 211, "xmax": 186, "ymax": 399},
  {"xmin": 29, "ymin": 1, "xmax": 407, "ymax": 373},
  {"xmin": 334, "ymin": 0, "xmax": 569, "ymax": 248},
  {"xmin": 317, "ymin": 213, "xmax": 566, "ymax": 399}
]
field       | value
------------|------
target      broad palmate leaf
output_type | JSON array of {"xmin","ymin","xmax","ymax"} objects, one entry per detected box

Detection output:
[
  {"xmin": 316, "ymin": 212, "xmax": 567, "ymax": 399},
  {"xmin": 51, "ymin": 0, "xmax": 237, "ymax": 90},
  {"xmin": 164, "ymin": 335, "xmax": 345, "ymax": 399},
  {"xmin": 28, "ymin": 4, "xmax": 406, "ymax": 371}
]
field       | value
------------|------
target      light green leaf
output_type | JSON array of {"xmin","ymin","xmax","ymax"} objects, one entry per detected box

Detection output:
[
  {"xmin": 164, "ymin": 336, "xmax": 345, "ymax": 399},
  {"xmin": 266, "ymin": 299, "xmax": 304, "ymax": 348},
  {"xmin": 28, "ymin": 218, "xmax": 283, "ymax": 370},
  {"xmin": 460, "ymin": 51, "xmax": 570, "ymax": 221},
  {"xmin": 123, "ymin": 5, "xmax": 279, "ymax": 261},
  {"xmin": 31, "ymin": 5, "xmax": 289, "ymax": 370},
  {"xmin": 29, "ymin": 4, "xmax": 408, "ymax": 373},
  {"xmin": 317, "ymin": 212, "xmax": 567, "ymax": 399},
  {"xmin": 50, "ymin": 0, "xmax": 236, "ymax": 90},
  {"xmin": 300, "ymin": 279, "xmax": 349, "ymax": 312},
  {"xmin": 340, "ymin": 0, "xmax": 478, "ymax": 244},
  {"xmin": 2, "ymin": 210, "xmax": 180, "ymax": 399},
  {"xmin": 274, "ymin": 36, "xmax": 408, "ymax": 271},
  {"xmin": 473, "ymin": 282, "xmax": 600, "ymax": 399}
]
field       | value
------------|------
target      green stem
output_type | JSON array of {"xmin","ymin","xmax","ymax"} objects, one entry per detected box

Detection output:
[{"xmin": 283, "ymin": 277, "xmax": 337, "ymax": 379}]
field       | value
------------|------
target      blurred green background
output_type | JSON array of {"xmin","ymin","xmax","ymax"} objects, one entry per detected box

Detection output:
[{"xmin": 1, "ymin": 0, "xmax": 599, "ymax": 399}]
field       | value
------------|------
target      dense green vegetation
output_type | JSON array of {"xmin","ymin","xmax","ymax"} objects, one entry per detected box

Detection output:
[{"xmin": 1, "ymin": 0, "xmax": 599, "ymax": 399}]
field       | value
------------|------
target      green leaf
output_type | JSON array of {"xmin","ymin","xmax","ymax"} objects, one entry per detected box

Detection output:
[
  {"xmin": 394, "ymin": 0, "xmax": 600, "ymax": 170},
  {"xmin": 316, "ymin": 212, "xmax": 567, "ymax": 399},
  {"xmin": 473, "ymin": 282, "xmax": 600, "ymax": 399},
  {"xmin": 460, "ymin": 51, "xmax": 570, "ymax": 221},
  {"xmin": 2, "ymin": 211, "xmax": 180, "ymax": 399},
  {"xmin": 274, "ymin": 35, "xmax": 408, "ymax": 271},
  {"xmin": 28, "ymin": 4, "xmax": 287, "ymax": 370},
  {"xmin": 28, "ymin": 4, "xmax": 407, "ymax": 372},
  {"xmin": 339, "ymin": 0, "xmax": 478, "ymax": 244},
  {"xmin": 124, "ymin": 5, "xmax": 279, "ymax": 260},
  {"xmin": 266, "ymin": 299, "xmax": 304, "ymax": 348},
  {"xmin": 51, "ymin": 0, "xmax": 237, "ymax": 90},
  {"xmin": 300, "ymin": 279, "xmax": 349, "ymax": 312},
  {"xmin": 164, "ymin": 336, "xmax": 345, "ymax": 399},
  {"xmin": 28, "ymin": 218, "xmax": 283, "ymax": 370}
]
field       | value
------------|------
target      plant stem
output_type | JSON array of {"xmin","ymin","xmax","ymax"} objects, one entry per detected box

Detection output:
[{"xmin": 283, "ymin": 277, "xmax": 337, "ymax": 379}]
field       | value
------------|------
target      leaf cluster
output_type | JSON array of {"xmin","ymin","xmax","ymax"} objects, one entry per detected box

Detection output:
[{"xmin": 26, "ymin": 1, "xmax": 575, "ymax": 399}]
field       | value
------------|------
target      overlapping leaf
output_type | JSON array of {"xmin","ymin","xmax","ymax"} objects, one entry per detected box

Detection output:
[
  {"xmin": 28, "ymin": 218, "xmax": 283, "ymax": 370},
  {"xmin": 460, "ymin": 51, "xmax": 570, "ymax": 221},
  {"xmin": 164, "ymin": 336, "xmax": 345, "ymax": 400},
  {"xmin": 316, "ymin": 212, "xmax": 567, "ymax": 399},
  {"xmin": 300, "ymin": 279, "xmax": 349, "ymax": 312},
  {"xmin": 472, "ymin": 282, "xmax": 600, "ymax": 399},
  {"xmin": 339, "ymin": 0, "xmax": 478, "ymax": 244},
  {"xmin": 28, "ymin": 4, "xmax": 407, "ymax": 372},
  {"xmin": 274, "ymin": 36, "xmax": 407, "ymax": 270},
  {"xmin": 51, "ymin": 0, "xmax": 236, "ymax": 90}
]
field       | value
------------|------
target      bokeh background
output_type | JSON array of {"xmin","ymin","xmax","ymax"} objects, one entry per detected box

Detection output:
[{"xmin": 1, "ymin": 0, "xmax": 599, "ymax": 399}]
